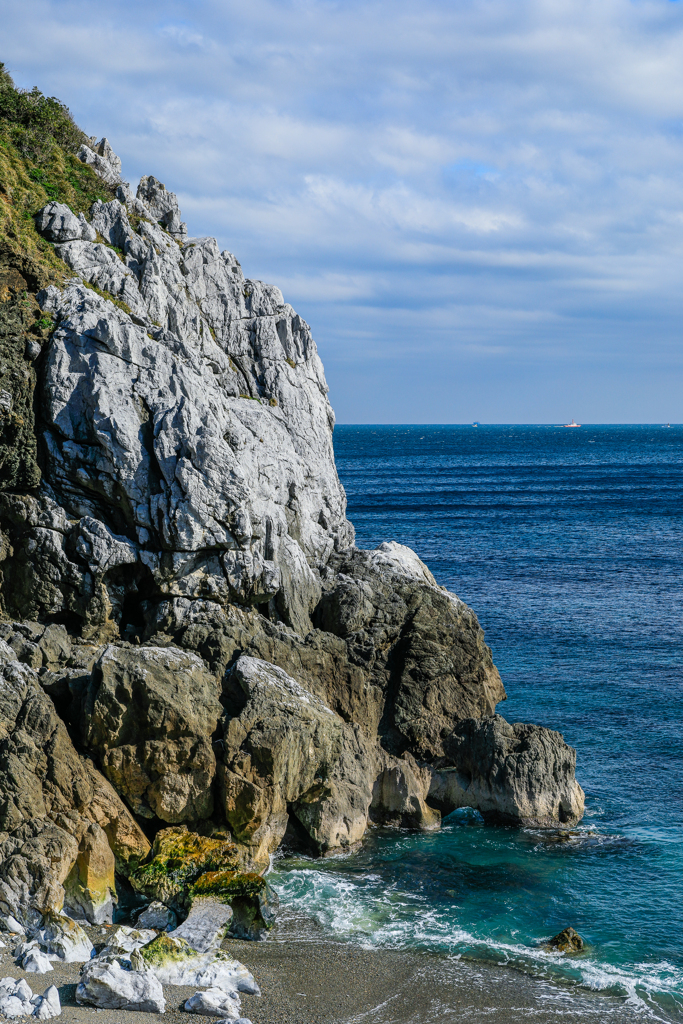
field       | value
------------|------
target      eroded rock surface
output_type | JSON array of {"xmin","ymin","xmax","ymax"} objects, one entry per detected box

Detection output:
[
  {"xmin": 0, "ymin": 131, "xmax": 585, "ymax": 981},
  {"xmin": 429, "ymin": 714, "xmax": 585, "ymax": 827}
]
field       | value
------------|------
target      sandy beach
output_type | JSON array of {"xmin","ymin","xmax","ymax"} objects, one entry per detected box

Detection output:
[{"xmin": 0, "ymin": 913, "xmax": 649, "ymax": 1024}]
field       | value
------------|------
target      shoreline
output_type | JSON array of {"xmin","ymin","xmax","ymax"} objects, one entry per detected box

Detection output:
[
  {"xmin": 0, "ymin": 913, "xmax": 667, "ymax": 1024},
  {"xmin": 226, "ymin": 913, "xmax": 665, "ymax": 1024}
]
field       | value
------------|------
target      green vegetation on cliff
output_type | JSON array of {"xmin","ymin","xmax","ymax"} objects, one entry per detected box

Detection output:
[{"xmin": 0, "ymin": 61, "xmax": 116, "ymax": 491}]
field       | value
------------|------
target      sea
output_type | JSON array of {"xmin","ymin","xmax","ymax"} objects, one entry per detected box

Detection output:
[{"xmin": 268, "ymin": 424, "xmax": 683, "ymax": 1023}]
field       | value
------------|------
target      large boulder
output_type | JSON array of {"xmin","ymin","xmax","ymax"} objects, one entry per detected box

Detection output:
[
  {"xmin": 219, "ymin": 656, "xmax": 438, "ymax": 869},
  {"xmin": 0, "ymin": 642, "xmax": 149, "ymax": 929},
  {"xmin": 80, "ymin": 645, "xmax": 222, "ymax": 823},
  {"xmin": 429, "ymin": 714, "xmax": 585, "ymax": 826}
]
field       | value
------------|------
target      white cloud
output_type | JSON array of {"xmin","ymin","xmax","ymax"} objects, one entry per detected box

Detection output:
[{"xmin": 4, "ymin": 0, "xmax": 683, "ymax": 420}]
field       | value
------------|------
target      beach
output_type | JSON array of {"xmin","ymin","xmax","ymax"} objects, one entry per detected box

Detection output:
[{"xmin": 0, "ymin": 913, "xmax": 652, "ymax": 1024}]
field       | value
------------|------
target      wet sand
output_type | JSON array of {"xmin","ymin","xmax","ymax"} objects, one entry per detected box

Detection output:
[{"xmin": 0, "ymin": 919, "xmax": 652, "ymax": 1024}]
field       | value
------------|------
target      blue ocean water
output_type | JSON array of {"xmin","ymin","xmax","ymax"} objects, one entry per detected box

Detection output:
[{"xmin": 270, "ymin": 425, "xmax": 683, "ymax": 1021}]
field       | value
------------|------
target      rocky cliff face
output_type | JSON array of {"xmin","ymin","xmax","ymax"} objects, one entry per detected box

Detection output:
[{"xmin": 0, "ymin": 104, "xmax": 584, "ymax": 942}]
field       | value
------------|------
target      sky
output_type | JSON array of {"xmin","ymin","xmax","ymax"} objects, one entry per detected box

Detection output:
[{"xmin": 3, "ymin": 0, "xmax": 683, "ymax": 423}]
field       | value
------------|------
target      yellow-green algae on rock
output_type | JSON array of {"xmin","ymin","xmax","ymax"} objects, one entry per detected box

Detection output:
[{"xmin": 130, "ymin": 825, "xmax": 241, "ymax": 910}]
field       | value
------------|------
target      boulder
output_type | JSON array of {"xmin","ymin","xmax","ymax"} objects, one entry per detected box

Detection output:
[
  {"xmin": 430, "ymin": 714, "xmax": 585, "ymax": 826},
  {"xmin": 184, "ymin": 986, "xmax": 241, "ymax": 1018},
  {"xmin": 30, "ymin": 985, "xmax": 61, "ymax": 1020},
  {"xmin": 130, "ymin": 934, "xmax": 259, "ymax": 994},
  {"xmin": 189, "ymin": 872, "xmax": 277, "ymax": 942},
  {"xmin": 35, "ymin": 203, "xmax": 95, "ymax": 244},
  {"xmin": 20, "ymin": 950, "xmax": 52, "ymax": 973},
  {"xmin": 134, "ymin": 901, "xmax": 177, "ymax": 932},
  {"xmin": 34, "ymin": 911, "xmax": 94, "ymax": 963},
  {"xmin": 130, "ymin": 825, "xmax": 240, "ymax": 912},
  {"xmin": 168, "ymin": 898, "xmax": 233, "ymax": 952},
  {"xmin": 547, "ymin": 926, "xmax": 585, "ymax": 952},
  {"xmin": 76, "ymin": 958, "xmax": 165, "ymax": 1013},
  {"xmin": 99, "ymin": 926, "xmax": 157, "ymax": 956},
  {"xmin": 0, "ymin": 977, "xmax": 34, "ymax": 1018},
  {"xmin": 80, "ymin": 645, "xmax": 223, "ymax": 823}
]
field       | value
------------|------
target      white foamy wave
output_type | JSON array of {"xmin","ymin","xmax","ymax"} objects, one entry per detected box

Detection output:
[{"xmin": 271, "ymin": 865, "xmax": 683, "ymax": 1021}]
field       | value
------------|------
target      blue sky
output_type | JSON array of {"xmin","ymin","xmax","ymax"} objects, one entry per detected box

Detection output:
[{"xmin": 4, "ymin": 0, "xmax": 683, "ymax": 422}]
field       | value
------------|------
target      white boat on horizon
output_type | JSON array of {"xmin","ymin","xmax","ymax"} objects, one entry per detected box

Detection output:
[{"xmin": 564, "ymin": 418, "xmax": 581, "ymax": 428}]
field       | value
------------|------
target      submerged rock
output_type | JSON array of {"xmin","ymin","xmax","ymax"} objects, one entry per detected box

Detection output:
[{"xmin": 547, "ymin": 926, "xmax": 585, "ymax": 953}]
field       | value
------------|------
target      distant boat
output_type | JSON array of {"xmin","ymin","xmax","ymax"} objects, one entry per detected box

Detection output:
[
  {"xmin": 472, "ymin": 422, "xmax": 479, "ymax": 427},
  {"xmin": 563, "ymin": 419, "xmax": 581, "ymax": 428}
]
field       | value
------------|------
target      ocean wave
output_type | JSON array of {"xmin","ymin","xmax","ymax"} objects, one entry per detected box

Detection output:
[{"xmin": 270, "ymin": 863, "xmax": 683, "ymax": 1021}]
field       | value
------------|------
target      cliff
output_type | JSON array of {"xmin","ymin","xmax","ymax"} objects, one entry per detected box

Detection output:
[{"xmin": 0, "ymin": 63, "xmax": 583, "ymax": 961}]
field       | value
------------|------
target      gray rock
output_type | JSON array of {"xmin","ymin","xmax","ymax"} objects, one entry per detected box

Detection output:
[
  {"xmin": 76, "ymin": 139, "xmax": 122, "ymax": 186},
  {"xmin": 20, "ymin": 951, "xmax": 53, "ymax": 974},
  {"xmin": 429, "ymin": 714, "xmax": 585, "ymax": 826},
  {"xmin": 184, "ymin": 986, "xmax": 241, "ymax": 1018},
  {"xmin": 168, "ymin": 899, "xmax": 233, "ymax": 953},
  {"xmin": 136, "ymin": 176, "xmax": 187, "ymax": 238},
  {"xmin": 76, "ymin": 958, "xmax": 165, "ymax": 1013},
  {"xmin": 134, "ymin": 901, "xmax": 177, "ymax": 932},
  {"xmin": 25, "ymin": 340, "xmax": 42, "ymax": 361},
  {"xmin": 30, "ymin": 985, "xmax": 61, "ymax": 1019},
  {"xmin": 34, "ymin": 204, "xmax": 94, "ymax": 243}
]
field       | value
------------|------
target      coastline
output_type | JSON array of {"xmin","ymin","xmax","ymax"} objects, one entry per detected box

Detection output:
[
  {"xmin": 0, "ymin": 923, "xmax": 655, "ymax": 1024},
  {"xmin": 225, "ymin": 912, "xmax": 664, "ymax": 1024}
]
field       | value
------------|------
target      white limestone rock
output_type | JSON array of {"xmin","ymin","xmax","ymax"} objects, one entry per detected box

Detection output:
[
  {"xmin": 76, "ymin": 959, "xmax": 165, "ymax": 1013},
  {"xmin": 131, "ymin": 936, "xmax": 259, "ymax": 995},
  {"xmin": 0, "ymin": 917, "xmax": 24, "ymax": 936},
  {"xmin": 184, "ymin": 986, "xmax": 241, "ymax": 1018},
  {"xmin": 0, "ymin": 977, "xmax": 34, "ymax": 1018},
  {"xmin": 99, "ymin": 926, "xmax": 157, "ymax": 956},
  {"xmin": 32, "ymin": 136, "xmax": 354, "ymax": 636},
  {"xmin": 134, "ymin": 902, "xmax": 177, "ymax": 932},
  {"xmin": 54, "ymin": 241, "xmax": 147, "ymax": 315},
  {"xmin": 34, "ymin": 912, "xmax": 94, "ymax": 963},
  {"xmin": 167, "ymin": 899, "xmax": 232, "ymax": 953},
  {"xmin": 35, "ymin": 203, "xmax": 95, "ymax": 243},
  {"xmin": 77, "ymin": 139, "xmax": 122, "ymax": 186},
  {"xmin": 20, "ymin": 951, "xmax": 53, "ymax": 974},
  {"xmin": 30, "ymin": 985, "xmax": 61, "ymax": 1020},
  {"xmin": 137, "ymin": 176, "xmax": 187, "ymax": 238}
]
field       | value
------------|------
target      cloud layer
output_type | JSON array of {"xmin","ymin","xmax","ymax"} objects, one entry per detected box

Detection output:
[{"xmin": 4, "ymin": 0, "xmax": 683, "ymax": 421}]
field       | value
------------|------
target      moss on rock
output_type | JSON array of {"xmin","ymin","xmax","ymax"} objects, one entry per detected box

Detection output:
[{"xmin": 130, "ymin": 825, "xmax": 240, "ymax": 910}]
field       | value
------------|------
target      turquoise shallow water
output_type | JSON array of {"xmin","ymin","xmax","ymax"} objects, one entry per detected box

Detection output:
[{"xmin": 269, "ymin": 425, "xmax": 683, "ymax": 1022}]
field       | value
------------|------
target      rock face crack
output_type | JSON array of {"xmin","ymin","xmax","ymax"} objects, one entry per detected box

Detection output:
[{"xmin": 0, "ymin": 131, "xmax": 583, "ymax": 920}]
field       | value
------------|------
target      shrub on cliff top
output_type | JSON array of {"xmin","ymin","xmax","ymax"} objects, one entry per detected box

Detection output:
[{"xmin": 0, "ymin": 61, "xmax": 86, "ymax": 162}]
